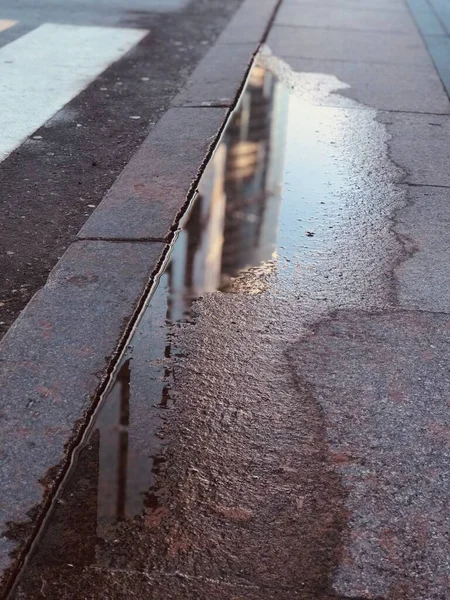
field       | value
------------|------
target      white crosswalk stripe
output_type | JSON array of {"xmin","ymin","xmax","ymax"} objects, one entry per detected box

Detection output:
[{"xmin": 0, "ymin": 22, "xmax": 147, "ymax": 162}]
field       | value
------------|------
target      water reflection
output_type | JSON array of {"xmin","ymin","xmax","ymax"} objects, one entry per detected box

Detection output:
[
  {"xmin": 170, "ymin": 65, "xmax": 288, "ymax": 307},
  {"xmin": 78, "ymin": 63, "xmax": 289, "ymax": 532}
]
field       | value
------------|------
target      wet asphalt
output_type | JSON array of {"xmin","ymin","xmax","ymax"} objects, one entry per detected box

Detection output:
[
  {"xmin": 0, "ymin": 0, "xmax": 243, "ymax": 338},
  {"xmin": 10, "ymin": 46, "xmax": 450, "ymax": 599}
]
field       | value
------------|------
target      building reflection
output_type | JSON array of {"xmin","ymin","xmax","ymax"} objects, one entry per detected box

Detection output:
[
  {"xmin": 35, "ymin": 64, "xmax": 289, "ymax": 561},
  {"xmin": 169, "ymin": 64, "xmax": 288, "ymax": 310}
]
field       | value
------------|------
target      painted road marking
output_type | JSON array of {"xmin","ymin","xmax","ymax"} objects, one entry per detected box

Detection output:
[
  {"xmin": 0, "ymin": 19, "xmax": 16, "ymax": 33},
  {"xmin": 0, "ymin": 23, "xmax": 147, "ymax": 162}
]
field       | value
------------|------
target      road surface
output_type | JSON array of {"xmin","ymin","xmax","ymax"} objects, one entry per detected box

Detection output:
[{"xmin": 0, "ymin": 0, "xmax": 242, "ymax": 338}]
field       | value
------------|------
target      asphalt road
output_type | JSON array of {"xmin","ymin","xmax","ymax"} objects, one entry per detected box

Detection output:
[
  {"xmin": 0, "ymin": 0, "xmax": 243, "ymax": 338},
  {"xmin": 0, "ymin": 0, "xmax": 190, "ymax": 25}
]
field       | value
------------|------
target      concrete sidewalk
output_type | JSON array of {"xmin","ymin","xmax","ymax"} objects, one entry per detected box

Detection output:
[{"xmin": 2, "ymin": 0, "xmax": 450, "ymax": 597}]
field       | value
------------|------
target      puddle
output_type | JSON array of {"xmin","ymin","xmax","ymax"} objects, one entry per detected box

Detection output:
[
  {"xmin": 83, "ymin": 62, "xmax": 289, "ymax": 529},
  {"xmin": 12, "ymin": 52, "xmax": 404, "ymax": 596}
]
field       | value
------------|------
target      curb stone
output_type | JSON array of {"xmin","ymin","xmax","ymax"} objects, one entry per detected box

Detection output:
[
  {"xmin": 0, "ymin": 241, "xmax": 164, "ymax": 592},
  {"xmin": 77, "ymin": 107, "xmax": 227, "ymax": 240}
]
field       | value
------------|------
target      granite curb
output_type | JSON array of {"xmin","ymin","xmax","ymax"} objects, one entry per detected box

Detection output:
[{"xmin": 0, "ymin": 241, "xmax": 165, "ymax": 594}]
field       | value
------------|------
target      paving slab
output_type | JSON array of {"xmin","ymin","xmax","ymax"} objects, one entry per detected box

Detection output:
[
  {"xmin": 290, "ymin": 309, "xmax": 450, "ymax": 599},
  {"xmin": 78, "ymin": 107, "xmax": 227, "ymax": 241},
  {"xmin": 267, "ymin": 25, "xmax": 433, "ymax": 65},
  {"xmin": 172, "ymin": 42, "xmax": 256, "ymax": 107},
  {"xmin": 395, "ymin": 185, "xmax": 450, "ymax": 313},
  {"xmin": 380, "ymin": 111, "xmax": 450, "ymax": 186},
  {"xmin": 0, "ymin": 239, "xmax": 164, "ymax": 592},
  {"xmin": 275, "ymin": 3, "xmax": 417, "ymax": 32},
  {"xmin": 284, "ymin": 56, "xmax": 450, "ymax": 113}
]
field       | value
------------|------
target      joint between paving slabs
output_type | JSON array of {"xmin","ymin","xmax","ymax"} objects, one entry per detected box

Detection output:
[
  {"xmin": 268, "ymin": 99, "xmax": 450, "ymax": 116},
  {"xmin": 272, "ymin": 23, "xmax": 417, "ymax": 36},
  {"xmin": 400, "ymin": 181, "xmax": 450, "ymax": 189},
  {"xmin": 262, "ymin": 0, "xmax": 284, "ymax": 41}
]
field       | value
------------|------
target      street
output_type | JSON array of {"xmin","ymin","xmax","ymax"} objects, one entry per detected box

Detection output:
[
  {"xmin": 2, "ymin": 0, "xmax": 450, "ymax": 598},
  {"xmin": 0, "ymin": 0, "xmax": 240, "ymax": 337}
]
